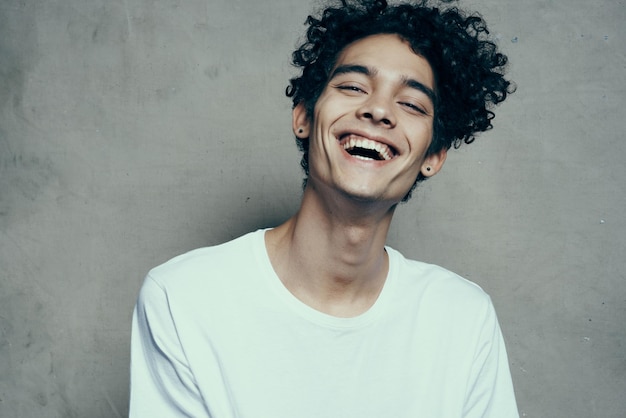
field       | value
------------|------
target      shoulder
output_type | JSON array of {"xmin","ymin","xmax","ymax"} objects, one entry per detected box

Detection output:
[
  {"xmin": 387, "ymin": 247, "xmax": 493, "ymax": 317},
  {"xmin": 151, "ymin": 230, "xmax": 261, "ymax": 279},
  {"xmin": 136, "ymin": 229, "xmax": 270, "ymax": 329},
  {"xmin": 145, "ymin": 229, "xmax": 265, "ymax": 296}
]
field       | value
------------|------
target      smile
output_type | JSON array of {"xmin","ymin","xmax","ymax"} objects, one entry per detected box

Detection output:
[{"xmin": 339, "ymin": 134, "xmax": 396, "ymax": 161}]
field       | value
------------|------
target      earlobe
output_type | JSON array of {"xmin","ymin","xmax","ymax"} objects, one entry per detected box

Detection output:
[
  {"xmin": 421, "ymin": 148, "xmax": 447, "ymax": 177},
  {"xmin": 292, "ymin": 102, "xmax": 311, "ymax": 138}
]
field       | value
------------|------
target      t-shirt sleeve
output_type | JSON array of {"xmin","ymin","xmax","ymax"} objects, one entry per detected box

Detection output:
[
  {"xmin": 129, "ymin": 274, "xmax": 211, "ymax": 417},
  {"xmin": 463, "ymin": 298, "xmax": 519, "ymax": 418}
]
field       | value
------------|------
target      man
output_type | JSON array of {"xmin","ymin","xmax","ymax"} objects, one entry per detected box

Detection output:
[{"xmin": 130, "ymin": 1, "xmax": 517, "ymax": 417}]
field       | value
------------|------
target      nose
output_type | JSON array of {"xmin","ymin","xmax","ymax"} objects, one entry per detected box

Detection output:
[{"xmin": 356, "ymin": 93, "xmax": 396, "ymax": 128}]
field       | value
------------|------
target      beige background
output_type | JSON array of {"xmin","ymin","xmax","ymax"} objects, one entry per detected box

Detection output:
[{"xmin": 1, "ymin": 0, "xmax": 624, "ymax": 416}]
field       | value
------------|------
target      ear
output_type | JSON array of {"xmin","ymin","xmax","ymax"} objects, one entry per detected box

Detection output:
[
  {"xmin": 420, "ymin": 148, "xmax": 447, "ymax": 178},
  {"xmin": 292, "ymin": 102, "xmax": 311, "ymax": 139}
]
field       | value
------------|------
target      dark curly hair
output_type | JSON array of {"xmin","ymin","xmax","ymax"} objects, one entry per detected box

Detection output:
[{"xmin": 286, "ymin": 0, "xmax": 514, "ymax": 185}]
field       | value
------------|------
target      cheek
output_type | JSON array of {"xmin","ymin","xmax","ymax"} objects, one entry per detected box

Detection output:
[
  {"xmin": 314, "ymin": 92, "xmax": 353, "ymax": 124},
  {"xmin": 407, "ymin": 121, "xmax": 434, "ymax": 148}
]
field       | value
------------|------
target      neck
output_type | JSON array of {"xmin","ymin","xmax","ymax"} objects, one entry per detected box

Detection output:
[{"xmin": 266, "ymin": 184, "xmax": 397, "ymax": 317}]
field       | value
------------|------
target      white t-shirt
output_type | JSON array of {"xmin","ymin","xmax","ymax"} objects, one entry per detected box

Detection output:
[{"xmin": 130, "ymin": 229, "xmax": 518, "ymax": 417}]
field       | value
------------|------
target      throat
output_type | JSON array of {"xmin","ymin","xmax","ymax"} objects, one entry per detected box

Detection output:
[{"xmin": 265, "ymin": 215, "xmax": 392, "ymax": 318}]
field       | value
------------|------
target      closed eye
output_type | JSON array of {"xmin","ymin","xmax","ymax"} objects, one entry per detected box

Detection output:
[
  {"xmin": 336, "ymin": 85, "xmax": 366, "ymax": 94},
  {"xmin": 400, "ymin": 101, "xmax": 429, "ymax": 115}
]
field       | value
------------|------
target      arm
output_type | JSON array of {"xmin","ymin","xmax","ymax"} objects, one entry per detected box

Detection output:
[
  {"xmin": 129, "ymin": 275, "xmax": 211, "ymax": 417},
  {"xmin": 463, "ymin": 299, "xmax": 519, "ymax": 418}
]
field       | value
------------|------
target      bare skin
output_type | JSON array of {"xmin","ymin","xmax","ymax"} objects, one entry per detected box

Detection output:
[
  {"xmin": 266, "ymin": 34, "xmax": 446, "ymax": 318},
  {"xmin": 265, "ymin": 186, "xmax": 394, "ymax": 317}
]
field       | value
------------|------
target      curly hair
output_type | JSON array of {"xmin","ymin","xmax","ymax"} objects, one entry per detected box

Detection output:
[{"xmin": 286, "ymin": 0, "xmax": 514, "ymax": 185}]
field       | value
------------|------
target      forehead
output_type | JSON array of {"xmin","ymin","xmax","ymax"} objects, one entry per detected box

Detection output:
[{"xmin": 333, "ymin": 34, "xmax": 435, "ymax": 90}]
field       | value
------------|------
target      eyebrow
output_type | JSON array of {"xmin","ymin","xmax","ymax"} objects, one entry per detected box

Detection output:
[{"xmin": 329, "ymin": 64, "xmax": 437, "ymax": 105}]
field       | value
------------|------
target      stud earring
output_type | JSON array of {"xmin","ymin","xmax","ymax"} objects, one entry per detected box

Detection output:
[
  {"xmin": 298, "ymin": 128, "xmax": 303, "ymax": 134},
  {"xmin": 426, "ymin": 166, "xmax": 432, "ymax": 172}
]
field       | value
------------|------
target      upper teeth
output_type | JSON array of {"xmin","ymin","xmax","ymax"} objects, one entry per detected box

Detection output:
[{"xmin": 343, "ymin": 137, "xmax": 392, "ymax": 161}]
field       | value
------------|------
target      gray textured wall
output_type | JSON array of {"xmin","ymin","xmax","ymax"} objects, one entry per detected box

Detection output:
[{"xmin": 1, "ymin": 0, "xmax": 624, "ymax": 417}]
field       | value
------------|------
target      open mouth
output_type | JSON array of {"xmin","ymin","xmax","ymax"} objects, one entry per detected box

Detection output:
[{"xmin": 340, "ymin": 135, "xmax": 396, "ymax": 161}]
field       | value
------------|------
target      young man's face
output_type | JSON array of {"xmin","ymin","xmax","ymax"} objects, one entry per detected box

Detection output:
[{"xmin": 294, "ymin": 34, "xmax": 446, "ymax": 205}]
